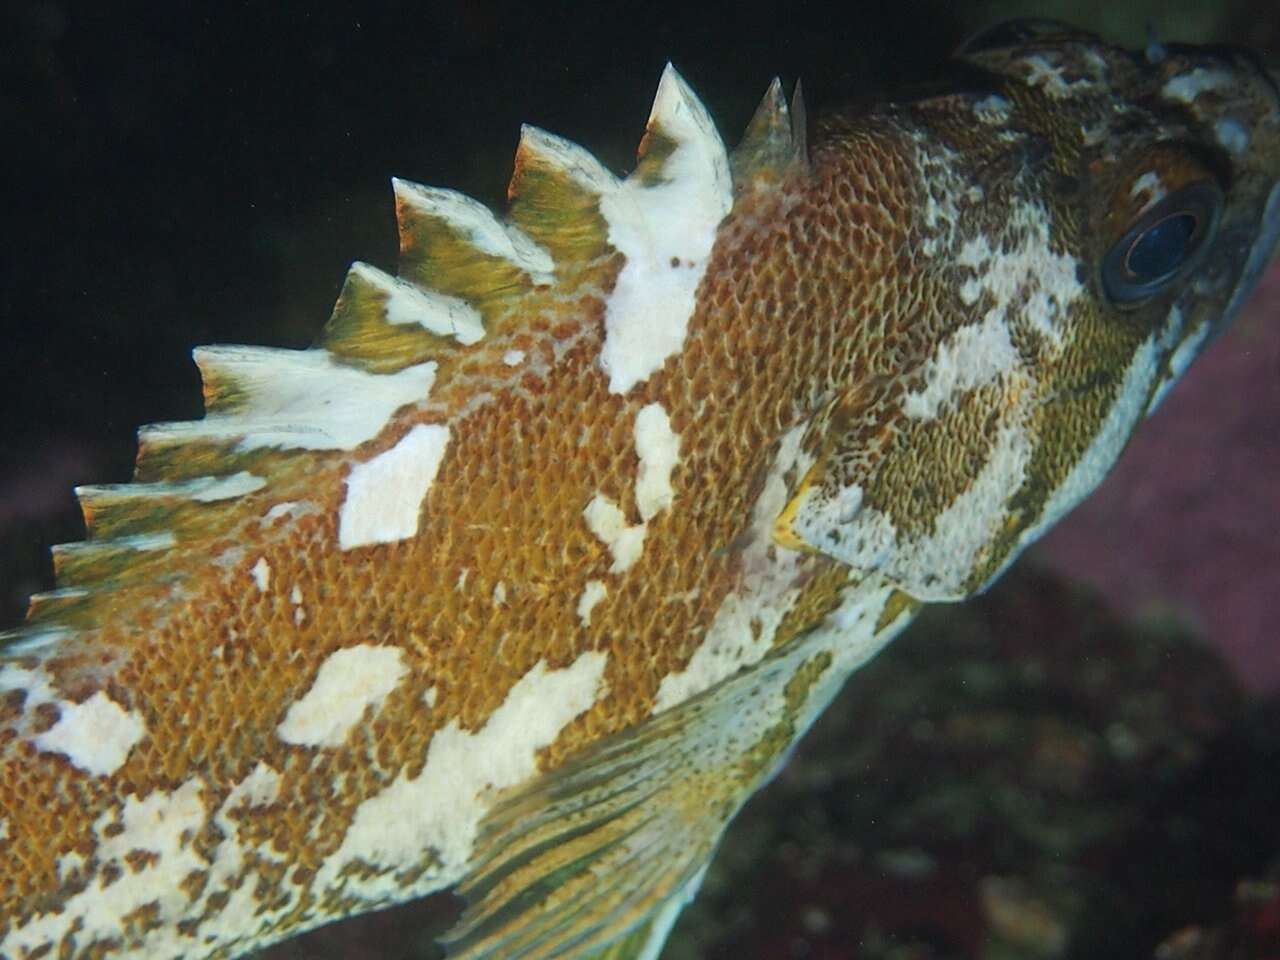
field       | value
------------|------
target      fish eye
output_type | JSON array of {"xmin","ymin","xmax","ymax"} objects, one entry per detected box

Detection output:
[{"xmin": 1102, "ymin": 181, "xmax": 1223, "ymax": 305}]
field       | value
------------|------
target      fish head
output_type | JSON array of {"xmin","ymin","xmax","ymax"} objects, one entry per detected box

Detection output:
[{"xmin": 774, "ymin": 22, "xmax": 1280, "ymax": 603}]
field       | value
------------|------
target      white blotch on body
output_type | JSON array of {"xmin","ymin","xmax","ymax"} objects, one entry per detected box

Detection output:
[
  {"xmin": 276, "ymin": 645, "xmax": 408, "ymax": 749},
  {"xmin": 902, "ymin": 311, "xmax": 1020, "ymax": 420},
  {"xmin": 0, "ymin": 779, "xmax": 208, "ymax": 957},
  {"xmin": 311, "ymin": 652, "xmax": 609, "ymax": 903},
  {"xmin": 1214, "ymin": 118, "xmax": 1250, "ymax": 155},
  {"xmin": 0, "ymin": 762, "xmax": 304, "ymax": 957},
  {"xmin": 789, "ymin": 409, "xmax": 1037, "ymax": 602},
  {"xmin": 502, "ymin": 349, "xmax": 526, "ymax": 366},
  {"xmin": 338, "ymin": 423, "xmax": 451, "ymax": 550},
  {"xmin": 634, "ymin": 403, "xmax": 680, "ymax": 521},
  {"xmin": 599, "ymin": 65, "xmax": 732, "ymax": 395},
  {"xmin": 1020, "ymin": 53, "xmax": 1096, "ymax": 97},
  {"xmin": 251, "ymin": 557, "xmax": 271, "ymax": 592},
  {"xmin": 56, "ymin": 850, "xmax": 85, "ymax": 883},
  {"xmin": 582, "ymin": 404, "xmax": 681, "ymax": 575},
  {"xmin": 31, "ymin": 690, "xmax": 146, "ymax": 778},
  {"xmin": 1162, "ymin": 68, "xmax": 1233, "ymax": 104},
  {"xmin": 584, "ymin": 493, "xmax": 647, "ymax": 573},
  {"xmin": 576, "ymin": 579, "xmax": 608, "ymax": 626},
  {"xmin": 895, "ymin": 420, "xmax": 1034, "ymax": 597},
  {"xmin": 953, "ymin": 201, "xmax": 1084, "ymax": 346},
  {"xmin": 973, "ymin": 94, "xmax": 1012, "ymax": 124},
  {"xmin": 261, "ymin": 500, "xmax": 309, "ymax": 524},
  {"xmin": 290, "ymin": 584, "xmax": 307, "ymax": 625}
]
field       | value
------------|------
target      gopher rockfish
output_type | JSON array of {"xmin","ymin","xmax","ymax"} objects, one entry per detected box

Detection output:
[{"xmin": 2, "ymin": 19, "xmax": 1278, "ymax": 960}]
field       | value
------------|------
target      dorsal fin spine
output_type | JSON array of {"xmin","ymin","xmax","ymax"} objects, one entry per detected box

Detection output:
[
  {"xmin": 731, "ymin": 76, "xmax": 808, "ymax": 188},
  {"xmin": 394, "ymin": 178, "xmax": 555, "ymax": 290},
  {"xmin": 73, "ymin": 473, "xmax": 266, "ymax": 542},
  {"xmin": 507, "ymin": 126, "xmax": 619, "ymax": 264},
  {"xmin": 318, "ymin": 262, "xmax": 485, "ymax": 372},
  {"xmin": 51, "ymin": 534, "xmax": 176, "ymax": 590},
  {"xmin": 348, "ymin": 262, "xmax": 485, "ymax": 344},
  {"xmin": 513, "ymin": 125, "xmax": 620, "ymax": 196}
]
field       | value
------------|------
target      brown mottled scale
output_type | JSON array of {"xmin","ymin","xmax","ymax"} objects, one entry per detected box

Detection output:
[{"xmin": 2, "ymin": 20, "xmax": 1279, "ymax": 960}]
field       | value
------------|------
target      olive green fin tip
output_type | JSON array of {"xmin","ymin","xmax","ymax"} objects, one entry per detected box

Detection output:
[{"xmin": 731, "ymin": 76, "xmax": 808, "ymax": 187}]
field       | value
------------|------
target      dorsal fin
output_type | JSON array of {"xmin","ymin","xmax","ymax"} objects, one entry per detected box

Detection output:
[
  {"xmin": 51, "ymin": 534, "xmax": 176, "ymax": 590},
  {"xmin": 507, "ymin": 125, "xmax": 620, "ymax": 264},
  {"xmin": 2, "ymin": 66, "xmax": 803, "ymax": 677},
  {"xmin": 395, "ymin": 179, "xmax": 554, "ymax": 321},
  {"xmin": 74, "ymin": 473, "xmax": 266, "ymax": 541},
  {"xmin": 318, "ymin": 262, "xmax": 485, "ymax": 372},
  {"xmin": 790, "ymin": 79, "xmax": 809, "ymax": 165},
  {"xmin": 731, "ymin": 77, "xmax": 808, "ymax": 189}
]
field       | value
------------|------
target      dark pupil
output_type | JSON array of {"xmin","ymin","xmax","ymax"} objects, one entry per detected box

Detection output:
[{"xmin": 1125, "ymin": 212, "xmax": 1198, "ymax": 280}]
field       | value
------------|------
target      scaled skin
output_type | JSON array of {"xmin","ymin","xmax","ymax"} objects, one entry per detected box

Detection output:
[{"xmin": 1, "ymin": 24, "xmax": 1278, "ymax": 960}]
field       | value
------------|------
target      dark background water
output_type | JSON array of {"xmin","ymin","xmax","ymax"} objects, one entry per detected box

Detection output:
[{"xmin": 1, "ymin": 2, "xmax": 1277, "ymax": 958}]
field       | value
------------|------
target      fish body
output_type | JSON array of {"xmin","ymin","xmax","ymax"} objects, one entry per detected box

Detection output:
[{"xmin": 2, "ymin": 21, "xmax": 1278, "ymax": 960}]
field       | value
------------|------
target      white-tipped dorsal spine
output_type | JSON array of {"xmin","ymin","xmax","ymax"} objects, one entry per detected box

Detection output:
[
  {"xmin": 731, "ymin": 76, "xmax": 800, "ymax": 186},
  {"xmin": 598, "ymin": 64, "xmax": 734, "ymax": 395},
  {"xmin": 141, "ymin": 348, "xmax": 437, "ymax": 453},
  {"xmin": 52, "ymin": 533, "xmax": 178, "ymax": 560},
  {"xmin": 347, "ymin": 262, "xmax": 485, "ymax": 345},
  {"xmin": 516, "ymin": 125, "xmax": 621, "ymax": 195},
  {"xmin": 393, "ymin": 178, "xmax": 556, "ymax": 285},
  {"xmin": 75, "ymin": 472, "xmax": 267, "ymax": 507},
  {"xmin": 789, "ymin": 78, "xmax": 808, "ymax": 163}
]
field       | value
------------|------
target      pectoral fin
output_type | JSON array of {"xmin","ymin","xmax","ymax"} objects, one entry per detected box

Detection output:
[{"xmin": 440, "ymin": 695, "xmax": 722, "ymax": 960}]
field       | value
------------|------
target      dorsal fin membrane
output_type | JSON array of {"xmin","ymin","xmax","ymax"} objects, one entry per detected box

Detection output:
[
  {"xmin": 507, "ymin": 125, "xmax": 619, "ymax": 263},
  {"xmin": 395, "ymin": 179, "xmax": 555, "ymax": 308},
  {"xmin": 142, "ymin": 347, "xmax": 437, "ymax": 451},
  {"xmin": 130, "ymin": 347, "xmax": 435, "ymax": 489},
  {"xmin": 24, "ymin": 588, "xmax": 92, "ymax": 628},
  {"xmin": 50, "ymin": 534, "xmax": 175, "ymax": 592},
  {"xmin": 74, "ymin": 473, "xmax": 266, "ymax": 541},
  {"xmin": 791, "ymin": 79, "xmax": 809, "ymax": 164},
  {"xmin": 319, "ymin": 262, "xmax": 484, "ymax": 372},
  {"xmin": 731, "ymin": 77, "xmax": 808, "ymax": 188}
]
